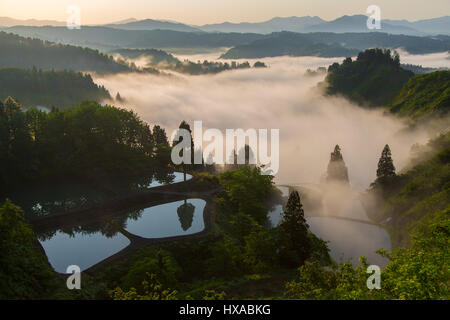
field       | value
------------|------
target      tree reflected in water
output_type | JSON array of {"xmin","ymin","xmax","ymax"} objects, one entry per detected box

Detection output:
[{"xmin": 177, "ymin": 199, "xmax": 195, "ymax": 231}]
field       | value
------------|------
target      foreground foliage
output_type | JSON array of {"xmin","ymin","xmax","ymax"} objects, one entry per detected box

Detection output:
[
  {"xmin": 0, "ymin": 200, "xmax": 55, "ymax": 299},
  {"xmin": 285, "ymin": 209, "xmax": 449, "ymax": 300}
]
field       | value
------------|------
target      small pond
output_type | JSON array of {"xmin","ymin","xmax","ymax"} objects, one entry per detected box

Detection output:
[
  {"xmin": 39, "ymin": 230, "xmax": 130, "ymax": 274},
  {"xmin": 122, "ymin": 198, "xmax": 206, "ymax": 238}
]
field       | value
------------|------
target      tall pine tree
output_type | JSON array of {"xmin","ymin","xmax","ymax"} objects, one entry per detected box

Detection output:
[
  {"xmin": 377, "ymin": 144, "xmax": 396, "ymax": 178},
  {"xmin": 280, "ymin": 191, "xmax": 312, "ymax": 264},
  {"xmin": 326, "ymin": 145, "xmax": 349, "ymax": 183},
  {"xmin": 174, "ymin": 120, "xmax": 195, "ymax": 180}
]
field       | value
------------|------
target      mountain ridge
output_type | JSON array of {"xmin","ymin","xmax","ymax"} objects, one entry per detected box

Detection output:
[{"xmin": 1, "ymin": 15, "xmax": 448, "ymax": 35}]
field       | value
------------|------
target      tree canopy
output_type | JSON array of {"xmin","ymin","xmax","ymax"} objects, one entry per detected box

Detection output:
[
  {"xmin": 326, "ymin": 49, "xmax": 414, "ymax": 107},
  {"xmin": 0, "ymin": 98, "xmax": 171, "ymax": 195}
]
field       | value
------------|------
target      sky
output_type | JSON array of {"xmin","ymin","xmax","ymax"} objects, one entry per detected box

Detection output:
[{"xmin": 1, "ymin": 0, "xmax": 449, "ymax": 25}]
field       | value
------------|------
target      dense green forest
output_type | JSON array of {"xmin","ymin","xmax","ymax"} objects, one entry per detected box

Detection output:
[
  {"xmin": 0, "ymin": 67, "xmax": 111, "ymax": 109},
  {"xmin": 0, "ymin": 32, "xmax": 135, "ymax": 74},
  {"xmin": 325, "ymin": 49, "xmax": 414, "ymax": 107},
  {"xmin": 0, "ymin": 98, "xmax": 171, "ymax": 195}
]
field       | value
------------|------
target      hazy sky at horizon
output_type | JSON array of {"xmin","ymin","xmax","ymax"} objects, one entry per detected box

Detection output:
[{"xmin": 1, "ymin": 0, "xmax": 449, "ymax": 25}]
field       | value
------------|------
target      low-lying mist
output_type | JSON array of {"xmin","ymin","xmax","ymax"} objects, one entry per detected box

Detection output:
[{"xmin": 94, "ymin": 54, "xmax": 442, "ymax": 191}]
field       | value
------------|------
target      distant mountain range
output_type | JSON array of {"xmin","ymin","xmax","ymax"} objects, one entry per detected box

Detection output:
[
  {"xmin": 199, "ymin": 16, "xmax": 325, "ymax": 33},
  {"xmin": 1, "ymin": 15, "xmax": 449, "ymax": 35},
  {"xmin": 0, "ymin": 14, "xmax": 449, "ymax": 60},
  {"xmin": 108, "ymin": 15, "xmax": 449, "ymax": 35},
  {"xmin": 0, "ymin": 16, "xmax": 66, "ymax": 27},
  {"xmin": 305, "ymin": 15, "xmax": 422, "ymax": 35},
  {"xmin": 1, "ymin": 25, "xmax": 449, "ymax": 58},
  {"xmin": 104, "ymin": 19, "xmax": 203, "ymax": 33}
]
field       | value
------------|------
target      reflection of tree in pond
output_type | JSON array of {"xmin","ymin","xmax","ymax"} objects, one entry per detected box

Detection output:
[
  {"xmin": 119, "ymin": 208, "xmax": 143, "ymax": 222},
  {"xmin": 177, "ymin": 200, "xmax": 195, "ymax": 231},
  {"xmin": 36, "ymin": 229, "xmax": 58, "ymax": 242},
  {"xmin": 153, "ymin": 171, "xmax": 176, "ymax": 185},
  {"xmin": 101, "ymin": 220, "xmax": 122, "ymax": 238},
  {"xmin": 9, "ymin": 182, "xmax": 108, "ymax": 219},
  {"xmin": 35, "ymin": 208, "xmax": 144, "ymax": 241}
]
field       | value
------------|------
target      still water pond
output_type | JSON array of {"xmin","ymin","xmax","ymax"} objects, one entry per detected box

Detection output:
[
  {"xmin": 38, "ymin": 198, "xmax": 205, "ymax": 273},
  {"xmin": 123, "ymin": 199, "xmax": 206, "ymax": 238},
  {"xmin": 39, "ymin": 231, "xmax": 130, "ymax": 274}
]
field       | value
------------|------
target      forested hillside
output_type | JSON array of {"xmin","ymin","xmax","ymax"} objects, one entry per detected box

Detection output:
[
  {"xmin": 367, "ymin": 133, "xmax": 450, "ymax": 247},
  {"xmin": 220, "ymin": 32, "xmax": 450, "ymax": 59},
  {"xmin": 0, "ymin": 67, "xmax": 111, "ymax": 109},
  {"xmin": 325, "ymin": 49, "xmax": 450, "ymax": 123},
  {"xmin": 221, "ymin": 32, "xmax": 358, "ymax": 59},
  {"xmin": 0, "ymin": 32, "xmax": 134, "ymax": 74},
  {"xmin": 325, "ymin": 49, "xmax": 414, "ymax": 107},
  {"xmin": 389, "ymin": 71, "xmax": 450, "ymax": 120}
]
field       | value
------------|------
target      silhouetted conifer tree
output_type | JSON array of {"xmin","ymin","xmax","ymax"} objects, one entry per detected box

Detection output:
[
  {"xmin": 326, "ymin": 145, "xmax": 349, "ymax": 183},
  {"xmin": 377, "ymin": 144, "xmax": 396, "ymax": 178},
  {"xmin": 280, "ymin": 191, "xmax": 312, "ymax": 264}
]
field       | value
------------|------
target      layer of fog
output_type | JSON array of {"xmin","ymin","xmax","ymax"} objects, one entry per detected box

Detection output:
[
  {"xmin": 396, "ymin": 49, "xmax": 450, "ymax": 68},
  {"xmin": 94, "ymin": 54, "xmax": 444, "ymax": 191}
]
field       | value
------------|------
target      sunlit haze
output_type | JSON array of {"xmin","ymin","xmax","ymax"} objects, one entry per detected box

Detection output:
[{"xmin": 1, "ymin": 0, "xmax": 449, "ymax": 25}]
